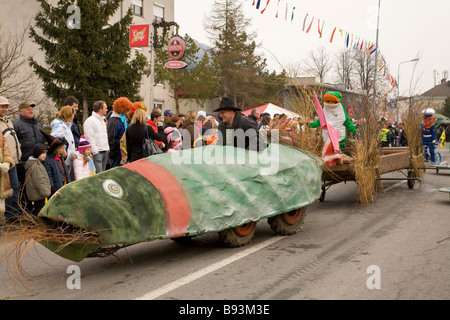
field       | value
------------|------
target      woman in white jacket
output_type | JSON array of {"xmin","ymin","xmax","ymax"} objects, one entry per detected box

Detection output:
[
  {"xmin": 50, "ymin": 106, "xmax": 76, "ymax": 168},
  {"xmin": 70, "ymin": 136, "xmax": 96, "ymax": 181}
]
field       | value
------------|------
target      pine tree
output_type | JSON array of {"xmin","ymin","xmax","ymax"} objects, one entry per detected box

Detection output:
[
  {"xmin": 29, "ymin": 0, "xmax": 150, "ymax": 121},
  {"xmin": 442, "ymin": 97, "xmax": 450, "ymax": 118},
  {"xmin": 154, "ymin": 34, "xmax": 220, "ymax": 114},
  {"xmin": 204, "ymin": 0, "xmax": 267, "ymax": 108}
]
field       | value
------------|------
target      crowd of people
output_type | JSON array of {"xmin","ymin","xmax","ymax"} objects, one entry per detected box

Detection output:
[
  {"xmin": 379, "ymin": 120, "xmax": 408, "ymax": 148},
  {"xmin": 0, "ymin": 93, "xmax": 360, "ymax": 224},
  {"xmin": 0, "ymin": 92, "xmax": 426, "ymax": 223},
  {"xmin": 0, "ymin": 95, "xmax": 267, "ymax": 221}
]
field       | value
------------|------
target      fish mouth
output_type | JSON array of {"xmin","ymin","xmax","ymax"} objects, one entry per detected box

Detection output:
[{"xmin": 35, "ymin": 167, "xmax": 168, "ymax": 262}]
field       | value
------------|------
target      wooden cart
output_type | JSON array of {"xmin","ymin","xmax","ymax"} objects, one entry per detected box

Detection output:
[{"xmin": 320, "ymin": 147, "xmax": 416, "ymax": 202}]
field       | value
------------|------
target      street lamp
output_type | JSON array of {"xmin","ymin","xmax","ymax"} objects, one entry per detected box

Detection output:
[{"xmin": 396, "ymin": 58, "xmax": 419, "ymax": 123}]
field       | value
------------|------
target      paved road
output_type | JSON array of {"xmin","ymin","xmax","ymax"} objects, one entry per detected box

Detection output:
[{"xmin": 1, "ymin": 147, "xmax": 449, "ymax": 301}]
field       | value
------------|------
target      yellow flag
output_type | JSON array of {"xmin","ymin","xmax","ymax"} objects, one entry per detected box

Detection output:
[{"xmin": 440, "ymin": 130, "xmax": 446, "ymax": 148}]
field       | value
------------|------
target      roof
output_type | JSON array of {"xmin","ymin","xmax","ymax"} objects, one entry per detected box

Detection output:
[{"xmin": 421, "ymin": 81, "xmax": 450, "ymax": 98}]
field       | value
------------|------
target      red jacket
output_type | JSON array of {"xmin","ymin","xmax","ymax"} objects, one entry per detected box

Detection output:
[{"xmin": 146, "ymin": 120, "xmax": 163, "ymax": 147}]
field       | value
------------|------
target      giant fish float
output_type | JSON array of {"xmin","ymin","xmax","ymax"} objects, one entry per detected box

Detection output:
[{"xmin": 37, "ymin": 144, "xmax": 323, "ymax": 262}]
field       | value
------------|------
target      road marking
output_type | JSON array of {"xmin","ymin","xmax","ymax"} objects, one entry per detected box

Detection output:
[{"xmin": 136, "ymin": 236, "xmax": 283, "ymax": 300}]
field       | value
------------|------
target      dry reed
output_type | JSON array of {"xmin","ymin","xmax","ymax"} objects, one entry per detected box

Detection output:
[
  {"xmin": 403, "ymin": 105, "xmax": 425, "ymax": 183},
  {"xmin": 0, "ymin": 210, "xmax": 99, "ymax": 291},
  {"xmin": 352, "ymin": 117, "xmax": 383, "ymax": 204}
]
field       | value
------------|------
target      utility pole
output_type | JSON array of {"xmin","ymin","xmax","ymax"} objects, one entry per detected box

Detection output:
[
  {"xmin": 372, "ymin": 0, "xmax": 381, "ymax": 119},
  {"xmin": 150, "ymin": 20, "xmax": 179, "ymax": 111}
]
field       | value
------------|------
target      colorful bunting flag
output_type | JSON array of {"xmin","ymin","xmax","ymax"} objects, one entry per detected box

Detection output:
[
  {"xmin": 330, "ymin": 27, "xmax": 337, "ymax": 43},
  {"xmin": 260, "ymin": 0, "xmax": 271, "ymax": 14},
  {"xmin": 246, "ymin": 0, "xmax": 397, "ymax": 88}
]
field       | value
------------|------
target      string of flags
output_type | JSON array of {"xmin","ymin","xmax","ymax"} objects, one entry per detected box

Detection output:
[{"xmin": 247, "ymin": 0, "xmax": 398, "ymax": 88}]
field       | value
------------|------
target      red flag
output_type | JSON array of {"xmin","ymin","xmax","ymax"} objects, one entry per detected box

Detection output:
[{"xmin": 261, "ymin": 0, "xmax": 271, "ymax": 14}]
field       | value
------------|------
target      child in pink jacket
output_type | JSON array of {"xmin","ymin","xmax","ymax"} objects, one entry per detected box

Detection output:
[{"xmin": 71, "ymin": 136, "xmax": 96, "ymax": 181}]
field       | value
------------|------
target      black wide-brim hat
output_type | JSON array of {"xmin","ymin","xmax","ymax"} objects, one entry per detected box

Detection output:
[{"xmin": 213, "ymin": 97, "xmax": 242, "ymax": 112}]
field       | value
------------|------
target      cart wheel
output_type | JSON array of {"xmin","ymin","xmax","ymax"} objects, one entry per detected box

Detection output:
[
  {"xmin": 268, "ymin": 207, "xmax": 307, "ymax": 236},
  {"xmin": 219, "ymin": 221, "xmax": 257, "ymax": 247},
  {"xmin": 319, "ymin": 186, "xmax": 326, "ymax": 202},
  {"xmin": 171, "ymin": 235, "xmax": 193, "ymax": 244},
  {"xmin": 407, "ymin": 170, "xmax": 415, "ymax": 189}
]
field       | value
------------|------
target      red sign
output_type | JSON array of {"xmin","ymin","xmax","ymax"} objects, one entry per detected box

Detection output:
[
  {"xmin": 129, "ymin": 24, "xmax": 150, "ymax": 47},
  {"xmin": 165, "ymin": 61, "xmax": 188, "ymax": 70},
  {"xmin": 167, "ymin": 36, "xmax": 185, "ymax": 60}
]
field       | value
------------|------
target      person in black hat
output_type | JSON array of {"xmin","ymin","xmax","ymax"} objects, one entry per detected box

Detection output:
[
  {"xmin": 214, "ymin": 97, "xmax": 267, "ymax": 151},
  {"xmin": 41, "ymin": 131, "xmax": 71, "ymax": 195}
]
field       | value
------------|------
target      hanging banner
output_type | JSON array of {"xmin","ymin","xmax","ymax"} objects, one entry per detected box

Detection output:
[{"xmin": 129, "ymin": 24, "xmax": 150, "ymax": 47}]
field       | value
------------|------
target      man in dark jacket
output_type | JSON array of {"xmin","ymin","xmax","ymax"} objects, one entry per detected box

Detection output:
[
  {"xmin": 215, "ymin": 97, "xmax": 267, "ymax": 152},
  {"xmin": 64, "ymin": 96, "xmax": 81, "ymax": 149},
  {"xmin": 13, "ymin": 102, "xmax": 45, "ymax": 184}
]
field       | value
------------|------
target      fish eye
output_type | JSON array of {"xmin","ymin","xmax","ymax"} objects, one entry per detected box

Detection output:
[{"xmin": 102, "ymin": 179, "xmax": 124, "ymax": 199}]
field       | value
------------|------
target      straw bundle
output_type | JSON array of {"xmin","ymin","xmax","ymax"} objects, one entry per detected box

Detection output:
[
  {"xmin": 352, "ymin": 106, "xmax": 383, "ymax": 204},
  {"xmin": 403, "ymin": 106, "xmax": 425, "ymax": 183},
  {"xmin": 0, "ymin": 214, "xmax": 99, "ymax": 290}
]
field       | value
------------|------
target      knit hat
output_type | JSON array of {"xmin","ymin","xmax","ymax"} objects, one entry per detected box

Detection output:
[
  {"xmin": 78, "ymin": 136, "xmax": 92, "ymax": 154},
  {"xmin": 33, "ymin": 144, "xmax": 49, "ymax": 158}
]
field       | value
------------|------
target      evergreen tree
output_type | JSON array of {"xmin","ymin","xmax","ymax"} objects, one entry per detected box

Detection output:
[
  {"xmin": 154, "ymin": 34, "xmax": 220, "ymax": 114},
  {"xmin": 29, "ymin": 0, "xmax": 150, "ymax": 121},
  {"xmin": 204, "ymin": 0, "xmax": 268, "ymax": 108},
  {"xmin": 442, "ymin": 97, "xmax": 450, "ymax": 118}
]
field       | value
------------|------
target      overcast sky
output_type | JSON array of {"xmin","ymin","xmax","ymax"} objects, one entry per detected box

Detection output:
[{"xmin": 174, "ymin": 0, "xmax": 450, "ymax": 96}]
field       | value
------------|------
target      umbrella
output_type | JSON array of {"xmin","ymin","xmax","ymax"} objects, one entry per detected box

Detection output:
[{"xmin": 242, "ymin": 103, "xmax": 301, "ymax": 119}]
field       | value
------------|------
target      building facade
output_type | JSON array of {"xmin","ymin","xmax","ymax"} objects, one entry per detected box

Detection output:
[{"xmin": 0, "ymin": 0, "xmax": 178, "ymax": 121}]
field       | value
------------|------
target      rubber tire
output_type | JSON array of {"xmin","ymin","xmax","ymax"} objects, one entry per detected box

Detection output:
[
  {"xmin": 171, "ymin": 235, "xmax": 193, "ymax": 244},
  {"xmin": 268, "ymin": 207, "xmax": 307, "ymax": 236},
  {"xmin": 219, "ymin": 221, "xmax": 257, "ymax": 248},
  {"xmin": 319, "ymin": 187, "xmax": 326, "ymax": 202}
]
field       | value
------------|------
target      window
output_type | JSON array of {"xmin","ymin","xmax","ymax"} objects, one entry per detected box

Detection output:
[
  {"xmin": 153, "ymin": 4, "xmax": 164, "ymax": 22},
  {"xmin": 154, "ymin": 101, "xmax": 164, "ymax": 110},
  {"xmin": 132, "ymin": 0, "xmax": 143, "ymax": 16}
]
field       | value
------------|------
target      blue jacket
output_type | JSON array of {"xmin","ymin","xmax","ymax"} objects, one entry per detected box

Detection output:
[
  {"xmin": 422, "ymin": 125, "xmax": 436, "ymax": 144},
  {"xmin": 43, "ymin": 154, "xmax": 71, "ymax": 192}
]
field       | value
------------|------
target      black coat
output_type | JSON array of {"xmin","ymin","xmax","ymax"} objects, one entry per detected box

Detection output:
[
  {"xmin": 217, "ymin": 112, "xmax": 268, "ymax": 151},
  {"xmin": 71, "ymin": 116, "xmax": 81, "ymax": 149},
  {"xmin": 13, "ymin": 115, "xmax": 45, "ymax": 162},
  {"xmin": 125, "ymin": 124, "xmax": 166, "ymax": 163}
]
